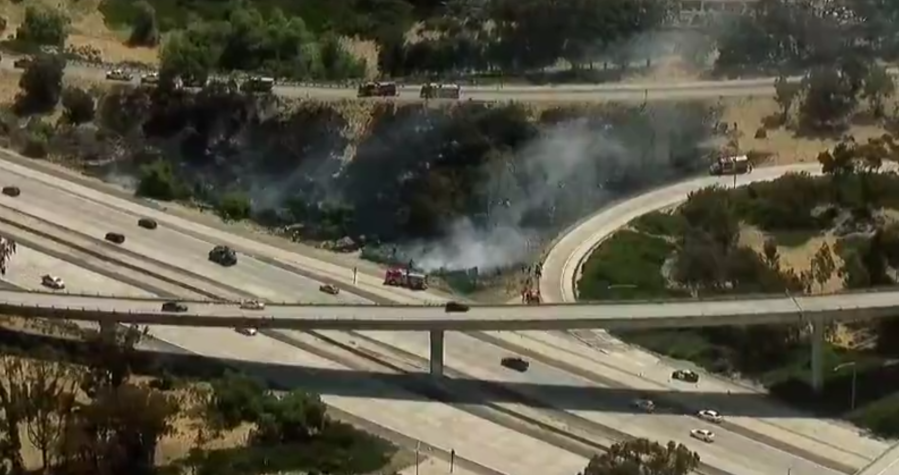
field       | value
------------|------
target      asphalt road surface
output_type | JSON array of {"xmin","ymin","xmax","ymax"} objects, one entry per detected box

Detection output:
[{"xmin": 0, "ymin": 150, "xmax": 880, "ymax": 474}]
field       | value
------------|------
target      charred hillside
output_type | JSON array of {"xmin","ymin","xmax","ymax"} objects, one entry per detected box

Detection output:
[{"xmin": 4, "ymin": 84, "xmax": 723, "ymax": 273}]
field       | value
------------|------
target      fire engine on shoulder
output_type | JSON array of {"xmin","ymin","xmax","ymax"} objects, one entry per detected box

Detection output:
[
  {"xmin": 384, "ymin": 267, "xmax": 429, "ymax": 290},
  {"xmin": 358, "ymin": 81, "xmax": 399, "ymax": 98},
  {"xmin": 708, "ymin": 154, "xmax": 752, "ymax": 176}
]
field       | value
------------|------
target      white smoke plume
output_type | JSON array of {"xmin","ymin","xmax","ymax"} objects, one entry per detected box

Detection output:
[{"xmin": 394, "ymin": 105, "xmax": 716, "ymax": 274}]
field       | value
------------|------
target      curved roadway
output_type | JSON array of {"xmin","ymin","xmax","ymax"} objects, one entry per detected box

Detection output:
[{"xmin": 0, "ymin": 152, "xmax": 886, "ymax": 474}]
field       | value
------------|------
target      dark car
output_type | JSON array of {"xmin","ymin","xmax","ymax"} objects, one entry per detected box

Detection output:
[
  {"xmin": 104, "ymin": 232, "xmax": 125, "ymax": 244},
  {"xmin": 209, "ymin": 245, "xmax": 237, "ymax": 266},
  {"xmin": 501, "ymin": 356, "xmax": 529, "ymax": 372},
  {"xmin": 138, "ymin": 218, "xmax": 157, "ymax": 230},
  {"xmin": 672, "ymin": 369, "xmax": 700, "ymax": 383},
  {"xmin": 13, "ymin": 58, "xmax": 30, "ymax": 69},
  {"xmin": 445, "ymin": 301, "xmax": 469, "ymax": 313},
  {"xmin": 1, "ymin": 186, "xmax": 20, "ymax": 197},
  {"xmin": 161, "ymin": 301, "xmax": 188, "ymax": 312}
]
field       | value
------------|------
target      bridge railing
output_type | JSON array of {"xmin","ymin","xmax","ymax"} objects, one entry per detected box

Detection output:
[{"xmin": 3, "ymin": 284, "xmax": 899, "ymax": 308}]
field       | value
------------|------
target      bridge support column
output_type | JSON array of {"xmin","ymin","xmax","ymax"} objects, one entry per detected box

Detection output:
[
  {"xmin": 429, "ymin": 330, "xmax": 444, "ymax": 377},
  {"xmin": 811, "ymin": 321, "xmax": 825, "ymax": 393}
]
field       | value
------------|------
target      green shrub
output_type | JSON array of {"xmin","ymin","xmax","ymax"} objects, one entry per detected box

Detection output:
[
  {"xmin": 136, "ymin": 159, "xmax": 188, "ymax": 201},
  {"xmin": 630, "ymin": 211, "xmax": 687, "ymax": 237},
  {"xmin": 216, "ymin": 192, "xmax": 252, "ymax": 221},
  {"xmin": 577, "ymin": 230, "xmax": 682, "ymax": 300}
]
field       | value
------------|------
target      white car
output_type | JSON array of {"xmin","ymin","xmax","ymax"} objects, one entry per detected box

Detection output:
[
  {"xmin": 697, "ymin": 409, "xmax": 723, "ymax": 423},
  {"xmin": 240, "ymin": 299, "xmax": 265, "ymax": 310},
  {"xmin": 235, "ymin": 327, "xmax": 258, "ymax": 336},
  {"xmin": 690, "ymin": 428, "xmax": 715, "ymax": 443},
  {"xmin": 632, "ymin": 398, "xmax": 655, "ymax": 412},
  {"xmin": 41, "ymin": 274, "xmax": 65, "ymax": 290}
]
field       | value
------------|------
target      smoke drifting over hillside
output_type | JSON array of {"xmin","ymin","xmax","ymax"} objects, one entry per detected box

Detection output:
[{"xmin": 395, "ymin": 109, "xmax": 717, "ymax": 273}]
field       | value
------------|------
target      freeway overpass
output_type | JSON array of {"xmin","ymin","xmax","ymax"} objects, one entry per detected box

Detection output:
[{"xmin": 2, "ymin": 286, "xmax": 899, "ymax": 378}]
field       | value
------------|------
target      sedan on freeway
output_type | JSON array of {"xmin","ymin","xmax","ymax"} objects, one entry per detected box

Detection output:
[
  {"xmin": 235, "ymin": 327, "xmax": 258, "ymax": 336},
  {"xmin": 161, "ymin": 301, "xmax": 188, "ymax": 312},
  {"xmin": 632, "ymin": 398, "xmax": 655, "ymax": 413},
  {"xmin": 697, "ymin": 409, "xmax": 723, "ymax": 424},
  {"xmin": 690, "ymin": 429, "xmax": 715, "ymax": 443},
  {"xmin": 240, "ymin": 299, "xmax": 265, "ymax": 310},
  {"xmin": 41, "ymin": 274, "xmax": 65, "ymax": 290},
  {"xmin": 319, "ymin": 284, "xmax": 339, "ymax": 295}
]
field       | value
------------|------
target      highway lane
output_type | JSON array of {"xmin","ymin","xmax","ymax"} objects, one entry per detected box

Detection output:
[
  {"xmin": 0, "ymin": 156, "xmax": 433, "ymax": 305},
  {"xmin": 331, "ymin": 329, "xmax": 841, "ymax": 475},
  {"xmin": 0, "ymin": 197, "xmax": 850, "ymax": 474},
  {"xmin": 857, "ymin": 442, "xmax": 899, "ymax": 475},
  {"xmin": 0, "ymin": 151, "xmax": 886, "ymax": 469},
  {"xmin": 0, "ymin": 239, "xmax": 590, "ymax": 475},
  {"xmin": 0, "ymin": 158, "xmax": 839, "ymax": 473},
  {"xmin": 540, "ymin": 163, "xmax": 892, "ymax": 462}
]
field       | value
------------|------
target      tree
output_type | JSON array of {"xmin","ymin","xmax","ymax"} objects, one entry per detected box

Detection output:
[
  {"xmin": 61, "ymin": 86, "xmax": 95, "ymax": 125},
  {"xmin": 581, "ymin": 438, "xmax": 700, "ymax": 475},
  {"xmin": 80, "ymin": 325, "xmax": 146, "ymax": 397},
  {"xmin": 810, "ymin": 242, "xmax": 836, "ymax": 292},
  {"xmin": 16, "ymin": 5, "xmax": 69, "ymax": 47},
  {"xmin": 818, "ymin": 138, "xmax": 859, "ymax": 176},
  {"xmin": 799, "ymin": 67, "xmax": 859, "ymax": 131},
  {"xmin": 216, "ymin": 192, "xmax": 252, "ymax": 222},
  {"xmin": 22, "ymin": 352, "xmax": 81, "ymax": 470},
  {"xmin": 159, "ymin": 28, "xmax": 216, "ymax": 85},
  {"xmin": 0, "ymin": 354, "xmax": 31, "ymax": 473},
  {"xmin": 208, "ymin": 371, "xmax": 267, "ymax": 429},
  {"xmin": 16, "ymin": 54, "xmax": 65, "ymax": 115},
  {"xmin": 136, "ymin": 159, "xmax": 188, "ymax": 201},
  {"xmin": 59, "ymin": 384, "xmax": 178, "ymax": 475},
  {"xmin": 763, "ymin": 238, "xmax": 780, "ymax": 269},
  {"xmin": 0, "ymin": 237, "xmax": 16, "ymax": 276},
  {"xmin": 862, "ymin": 64, "xmax": 895, "ymax": 118},
  {"xmin": 774, "ymin": 75, "xmax": 801, "ymax": 123},
  {"xmin": 252, "ymin": 391, "xmax": 327, "ymax": 444},
  {"xmin": 128, "ymin": 0, "xmax": 160, "ymax": 47}
]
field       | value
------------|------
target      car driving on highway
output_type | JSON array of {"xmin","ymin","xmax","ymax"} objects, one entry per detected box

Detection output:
[
  {"xmin": 697, "ymin": 409, "xmax": 723, "ymax": 423},
  {"xmin": 1, "ymin": 186, "xmax": 20, "ymax": 197},
  {"xmin": 138, "ymin": 218, "xmax": 157, "ymax": 230},
  {"xmin": 41, "ymin": 274, "xmax": 65, "ymax": 290},
  {"xmin": 161, "ymin": 301, "xmax": 188, "ymax": 312},
  {"xmin": 209, "ymin": 245, "xmax": 237, "ymax": 266},
  {"xmin": 240, "ymin": 299, "xmax": 265, "ymax": 310},
  {"xmin": 672, "ymin": 369, "xmax": 699, "ymax": 383},
  {"xmin": 690, "ymin": 428, "xmax": 715, "ymax": 443},
  {"xmin": 105, "ymin": 232, "xmax": 125, "ymax": 244},
  {"xmin": 319, "ymin": 284, "xmax": 339, "ymax": 295},
  {"xmin": 445, "ymin": 301, "xmax": 469, "ymax": 313},
  {"xmin": 235, "ymin": 327, "xmax": 258, "ymax": 336},
  {"xmin": 500, "ymin": 356, "xmax": 529, "ymax": 372},
  {"xmin": 632, "ymin": 398, "xmax": 655, "ymax": 412}
]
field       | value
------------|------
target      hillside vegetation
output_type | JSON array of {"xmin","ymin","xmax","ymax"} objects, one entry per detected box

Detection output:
[
  {"xmin": 579, "ymin": 135, "xmax": 899, "ymax": 437},
  {"xmin": 0, "ymin": 78, "xmax": 722, "ymax": 279}
]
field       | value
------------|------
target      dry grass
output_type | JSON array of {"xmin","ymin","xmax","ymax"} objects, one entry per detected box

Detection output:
[
  {"xmin": 0, "ymin": 315, "xmax": 246, "ymax": 469},
  {"xmin": 720, "ymin": 96, "xmax": 896, "ymax": 166},
  {"xmin": 0, "ymin": 0, "xmax": 159, "ymax": 64}
]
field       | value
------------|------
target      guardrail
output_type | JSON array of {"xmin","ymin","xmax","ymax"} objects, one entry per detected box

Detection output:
[{"xmin": 5, "ymin": 284, "xmax": 899, "ymax": 307}]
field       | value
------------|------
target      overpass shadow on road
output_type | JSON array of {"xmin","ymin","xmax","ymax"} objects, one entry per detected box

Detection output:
[{"xmin": 0, "ymin": 326, "xmax": 866, "ymax": 421}]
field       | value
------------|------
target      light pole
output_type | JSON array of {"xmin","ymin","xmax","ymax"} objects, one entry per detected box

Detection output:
[{"xmin": 833, "ymin": 361, "xmax": 857, "ymax": 411}]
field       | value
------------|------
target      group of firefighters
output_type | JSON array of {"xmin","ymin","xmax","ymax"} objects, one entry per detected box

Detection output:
[{"xmin": 520, "ymin": 262, "xmax": 543, "ymax": 305}]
